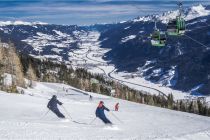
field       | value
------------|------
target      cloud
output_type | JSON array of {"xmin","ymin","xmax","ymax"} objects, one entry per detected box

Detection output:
[
  {"xmin": 0, "ymin": 0, "xmax": 209, "ymax": 25},
  {"xmin": 0, "ymin": 1, "xmax": 146, "ymax": 25}
]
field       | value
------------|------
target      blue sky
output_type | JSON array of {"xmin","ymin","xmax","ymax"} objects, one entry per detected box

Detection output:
[{"xmin": 0, "ymin": 0, "xmax": 209, "ymax": 25}]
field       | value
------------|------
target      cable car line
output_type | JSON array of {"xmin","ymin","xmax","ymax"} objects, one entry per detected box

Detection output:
[
  {"xmin": 186, "ymin": 25, "xmax": 210, "ymax": 32},
  {"xmin": 149, "ymin": 1, "xmax": 210, "ymax": 49},
  {"xmin": 184, "ymin": 34, "xmax": 209, "ymax": 49}
]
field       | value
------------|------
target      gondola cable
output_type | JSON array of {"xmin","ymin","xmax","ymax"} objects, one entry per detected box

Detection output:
[{"xmin": 184, "ymin": 34, "xmax": 209, "ymax": 49}]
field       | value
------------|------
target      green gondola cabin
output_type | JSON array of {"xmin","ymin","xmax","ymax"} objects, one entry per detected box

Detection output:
[
  {"xmin": 151, "ymin": 31, "xmax": 166, "ymax": 47},
  {"xmin": 167, "ymin": 17, "xmax": 186, "ymax": 36}
]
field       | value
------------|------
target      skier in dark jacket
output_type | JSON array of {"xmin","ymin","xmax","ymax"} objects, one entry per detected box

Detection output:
[
  {"xmin": 89, "ymin": 95, "xmax": 93, "ymax": 101},
  {"xmin": 47, "ymin": 95, "xmax": 65, "ymax": 118},
  {"xmin": 95, "ymin": 101, "xmax": 112, "ymax": 124}
]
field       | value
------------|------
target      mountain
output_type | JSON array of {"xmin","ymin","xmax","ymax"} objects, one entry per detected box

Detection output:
[
  {"xmin": 0, "ymin": 5, "xmax": 210, "ymax": 95},
  {"xmin": 0, "ymin": 23, "xmax": 86, "ymax": 62},
  {"xmin": 98, "ymin": 4, "xmax": 210, "ymax": 95}
]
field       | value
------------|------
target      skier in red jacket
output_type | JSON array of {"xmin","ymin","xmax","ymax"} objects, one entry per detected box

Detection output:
[
  {"xmin": 115, "ymin": 103, "xmax": 119, "ymax": 111},
  {"xmin": 95, "ymin": 101, "xmax": 112, "ymax": 124}
]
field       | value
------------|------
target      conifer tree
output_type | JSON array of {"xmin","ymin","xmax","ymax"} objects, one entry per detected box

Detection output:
[{"xmin": 148, "ymin": 96, "xmax": 154, "ymax": 106}]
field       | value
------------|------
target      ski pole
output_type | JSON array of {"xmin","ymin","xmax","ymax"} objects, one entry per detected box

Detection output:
[
  {"xmin": 40, "ymin": 109, "xmax": 50, "ymax": 119},
  {"xmin": 62, "ymin": 106, "xmax": 91, "ymax": 125},
  {"xmin": 89, "ymin": 117, "xmax": 97, "ymax": 125},
  {"xmin": 110, "ymin": 111, "xmax": 123, "ymax": 124},
  {"xmin": 61, "ymin": 105, "xmax": 73, "ymax": 120}
]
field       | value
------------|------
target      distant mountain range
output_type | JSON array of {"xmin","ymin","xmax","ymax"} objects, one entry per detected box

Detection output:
[{"xmin": 0, "ymin": 4, "xmax": 210, "ymax": 95}]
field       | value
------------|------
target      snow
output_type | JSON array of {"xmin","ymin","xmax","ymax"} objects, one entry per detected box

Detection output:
[
  {"xmin": 0, "ymin": 21, "xmax": 47, "ymax": 26},
  {"xmin": 121, "ymin": 35, "xmax": 136, "ymax": 43},
  {"xmin": 108, "ymin": 69, "xmax": 186, "ymax": 100},
  {"xmin": 2, "ymin": 73, "xmax": 13, "ymax": 86},
  {"xmin": 43, "ymin": 55, "xmax": 63, "ymax": 61},
  {"xmin": 190, "ymin": 84, "xmax": 204, "ymax": 95},
  {"xmin": 159, "ymin": 10, "xmax": 180, "ymax": 24},
  {"xmin": 53, "ymin": 30, "xmax": 70, "ymax": 38},
  {"xmin": 176, "ymin": 45, "xmax": 183, "ymax": 56},
  {"xmin": 69, "ymin": 30, "xmax": 109, "ymax": 69},
  {"xmin": 119, "ymin": 21, "xmax": 126, "ymax": 24},
  {"xmin": 36, "ymin": 32, "xmax": 56, "ymax": 41},
  {"xmin": 132, "ymin": 4, "xmax": 210, "ymax": 24},
  {"xmin": 152, "ymin": 68, "xmax": 163, "ymax": 77},
  {"xmin": 124, "ymin": 26, "xmax": 131, "ymax": 30},
  {"xmin": 133, "ymin": 16, "xmax": 153, "ymax": 23},
  {"xmin": 67, "ymin": 30, "xmax": 197, "ymax": 101},
  {"xmin": 22, "ymin": 30, "xmax": 75, "ymax": 55},
  {"xmin": 0, "ymin": 81, "xmax": 210, "ymax": 139},
  {"xmin": 185, "ymin": 4, "xmax": 210, "ymax": 21},
  {"xmin": 1, "ymin": 43, "xmax": 9, "ymax": 48},
  {"xmin": 51, "ymin": 48, "xmax": 63, "ymax": 54},
  {"xmin": 159, "ymin": 66, "xmax": 178, "ymax": 87},
  {"xmin": 190, "ymin": 84, "xmax": 204, "ymax": 92},
  {"xmin": 160, "ymin": 4, "xmax": 210, "ymax": 23},
  {"xmin": 9, "ymin": 4, "xmax": 210, "ymax": 110}
]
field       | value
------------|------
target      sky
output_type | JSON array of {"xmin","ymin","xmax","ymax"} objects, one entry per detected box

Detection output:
[{"xmin": 0, "ymin": 0, "xmax": 209, "ymax": 25}]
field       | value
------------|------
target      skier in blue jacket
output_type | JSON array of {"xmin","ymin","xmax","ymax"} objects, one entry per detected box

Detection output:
[
  {"xmin": 95, "ymin": 101, "xmax": 112, "ymax": 124},
  {"xmin": 47, "ymin": 95, "xmax": 65, "ymax": 118}
]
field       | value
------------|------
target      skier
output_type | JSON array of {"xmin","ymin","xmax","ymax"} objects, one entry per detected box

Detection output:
[
  {"xmin": 95, "ymin": 101, "xmax": 112, "ymax": 124},
  {"xmin": 89, "ymin": 95, "xmax": 93, "ymax": 101},
  {"xmin": 115, "ymin": 103, "xmax": 119, "ymax": 111},
  {"xmin": 47, "ymin": 95, "xmax": 65, "ymax": 118}
]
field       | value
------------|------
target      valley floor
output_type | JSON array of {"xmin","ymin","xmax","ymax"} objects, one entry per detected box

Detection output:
[
  {"xmin": 69, "ymin": 31, "xmax": 210, "ymax": 102},
  {"xmin": 0, "ymin": 82, "xmax": 210, "ymax": 140}
]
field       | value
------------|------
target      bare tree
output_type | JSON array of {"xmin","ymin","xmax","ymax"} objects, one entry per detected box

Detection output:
[
  {"xmin": 27, "ymin": 63, "xmax": 37, "ymax": 87},
  {"xmin": 8, "ymin": 43, "xmax": 25, "ymax": 88}
]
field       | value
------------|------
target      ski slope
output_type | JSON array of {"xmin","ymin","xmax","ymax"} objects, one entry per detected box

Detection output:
[{"xmin": 0, "ymin": 82, "xmax": 210, "ymax": 140}]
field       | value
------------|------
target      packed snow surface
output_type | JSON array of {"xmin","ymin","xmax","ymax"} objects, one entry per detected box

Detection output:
[{"xmin": 0, "ymin": 82, "xmax": 210, "ymax": 140}]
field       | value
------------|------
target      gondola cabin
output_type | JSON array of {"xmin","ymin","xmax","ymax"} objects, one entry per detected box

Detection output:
[
  {"xmin": 151, "ymin": 31, "xmax": 166, "ymax": 47},
  {"xmin": 167, "ymin": 17, "xmax": 185, "ymax": 36}
]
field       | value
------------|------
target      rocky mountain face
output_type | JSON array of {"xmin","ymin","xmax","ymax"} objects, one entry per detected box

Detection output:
[{"xmin": 0, "ymin": 5, "xmax": 210, "ymax": 95}]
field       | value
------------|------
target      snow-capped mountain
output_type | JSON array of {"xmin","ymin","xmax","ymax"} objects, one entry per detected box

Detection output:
[
  {"xmin": 0, "ymin": 21, "xmax": 48, "ymax": 26},
  {"xmin": 0, "ymin": 5, "xmax": 210, "ymax": 95},
  {"xmin": 98, "ymin": 4, "xmax": 210, "ymax": 95},
  {"xmin": 132, "ymin": 4, "xmax": 210, "ymax": 24},
  {"xmin": 0, "ymin": 24, "xmax": 88, "ymax": 62}
]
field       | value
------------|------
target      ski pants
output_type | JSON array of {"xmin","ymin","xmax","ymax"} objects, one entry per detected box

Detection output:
[
  {"xmin": 98, "ymin": 116, "xmax": 112, "ymax": 124},
  {"xmin": 51, "ymin": 108, "xmax": 65, "ymax": 118}
]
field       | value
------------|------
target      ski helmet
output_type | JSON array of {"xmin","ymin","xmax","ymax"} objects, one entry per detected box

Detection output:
[
  {"xmin": 52, "ymin": 95, "xmax": 57, "ymax": 98},
  {"xmin": 99, "ymin": 101, "xmax": 104, "ymax": 104}
]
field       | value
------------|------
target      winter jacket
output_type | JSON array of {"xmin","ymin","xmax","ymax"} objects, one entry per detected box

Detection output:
[
  {"xmin": 47, "ymin": 97, "xmax": 62, "ymax": 111},
  {"xmin": 95, "ymin": 105, "xmax": 111, "ymax": 124},
  {"xmin": 95, "ymin": 105, "xmax": 109, "ymax": 118},
  {"xmin": 115, "ymin": 103, "xmax": 119, "ymax": 111}
]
